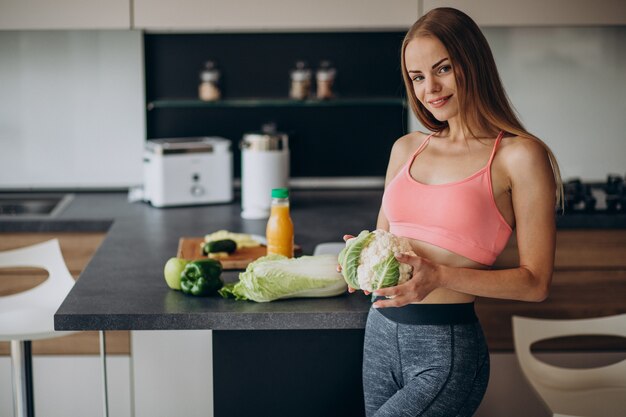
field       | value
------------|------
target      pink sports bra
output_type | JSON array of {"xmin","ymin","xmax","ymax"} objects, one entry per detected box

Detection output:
[{"xmin": 382, "ymin": 131, "xmax": 513, "ymax": 266}]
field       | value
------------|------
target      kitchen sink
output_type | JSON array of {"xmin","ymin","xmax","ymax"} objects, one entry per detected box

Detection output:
[{"xmin": 0, "ymin": 194, "xmax": 74, "ymax": 218}]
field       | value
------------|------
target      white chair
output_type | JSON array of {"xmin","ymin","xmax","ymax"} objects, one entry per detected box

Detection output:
[
  {"xmin": 0, "ymin": 239, "xmax": 77, "ymax": 417},
  {"xmin": 512, "ymin": 314, "xmax": 626, "ymax": 417}
]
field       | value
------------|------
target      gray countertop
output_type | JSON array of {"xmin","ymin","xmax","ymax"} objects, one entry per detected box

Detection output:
[
  {"xmin": 53, "ymin": 191, "xmax": 379, "ymax": 331},
  {"xmin": 0, "ymin": 190, "xmax": 623, "ymax": 332}
]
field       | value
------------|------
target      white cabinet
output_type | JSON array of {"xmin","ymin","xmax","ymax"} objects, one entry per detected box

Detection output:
[
  {"xmin": 0, "ymin": 356, "xmax": 132, "ymax": 417},
  {"xmin": 131, "ymin": 330, "xmax": 214, "ymax": 417},
  {"xmin": 0, "ymin": 0, "xmax": 130, "ymax": 30},
  {"xmin": 0, "ymin": 30, "xmax": 144, "ymax": 189},
  {"xmin": 132, "ymin": 0, "xmax": 212, "ymax": 30},
  {"xmin": 133, "ymin": 0, "xmax": 418, "ymax": 31},
  {"xmin": 209, "ymin": 0, "xmax": 417, "ymax": 31},
  {"xmin": 422, "ymin": 0, "xmax": 626, "ymax": 26}
]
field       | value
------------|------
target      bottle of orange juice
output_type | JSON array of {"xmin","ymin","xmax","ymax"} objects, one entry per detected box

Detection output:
[{"xmin": 266, "ymin": 188, "xmax": 294, "ymax": 257}]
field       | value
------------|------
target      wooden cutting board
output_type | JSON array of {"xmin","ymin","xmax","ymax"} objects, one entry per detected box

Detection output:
[{"xmin": 177, "ymin": 237, "xmax": 301, "ymax": 270}]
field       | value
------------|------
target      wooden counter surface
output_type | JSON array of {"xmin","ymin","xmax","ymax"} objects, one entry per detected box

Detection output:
[{"xmin": 482, "ymin": 229, "xmax": 626, "ymax": 351}]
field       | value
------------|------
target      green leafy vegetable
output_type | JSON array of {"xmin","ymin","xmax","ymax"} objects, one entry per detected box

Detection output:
[{"xmin": 218, "ymin": 254, "xmax": 347, "ymax": 302}]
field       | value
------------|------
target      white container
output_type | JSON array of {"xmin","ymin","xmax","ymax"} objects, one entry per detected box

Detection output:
[
  {"xmin": 240, "ymin": 130, "xmax": 289, "ymax": 219},
  {"xmin": 143, "ymin": 137, "xmax": 233, "ymax": 207}
]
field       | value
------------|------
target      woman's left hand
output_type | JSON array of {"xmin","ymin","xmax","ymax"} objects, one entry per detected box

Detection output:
[{"xmin": 372, "ymin": 252, "xmax": 442, "ymax": 308}]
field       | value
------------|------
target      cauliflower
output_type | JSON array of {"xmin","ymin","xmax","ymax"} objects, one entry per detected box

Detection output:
[{"xmin": 338, "ymin": 229, "xmax": 414, "ymax": 292}]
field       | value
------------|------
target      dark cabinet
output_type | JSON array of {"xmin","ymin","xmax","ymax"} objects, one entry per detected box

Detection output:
[{"xmin": 144, "ymin": 32, "xmax": 409, "ymax": 179}]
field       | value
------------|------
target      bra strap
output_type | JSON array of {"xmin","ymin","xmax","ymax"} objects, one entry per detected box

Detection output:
[
  {"xmin": 411, "ymin": 132, "xmax": 434, "ymax": 159},
  {"xmin": 405, "ymin": 133, "xmax": 435, "ymax": 172},
  {"xmin": 487, "ymin": 131, "xmax": 505, "ymax": 166}
]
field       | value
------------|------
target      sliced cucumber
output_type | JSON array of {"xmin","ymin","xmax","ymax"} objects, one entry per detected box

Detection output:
[{"xmin": 203, "ymin": 239, "xmax": 237, "ymax": 255}]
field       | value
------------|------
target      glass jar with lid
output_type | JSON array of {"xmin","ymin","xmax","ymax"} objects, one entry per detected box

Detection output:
[
  {"xmin": 316, "ymin": 60, "xmax": 336, "ymax": 100},
  {"xmin": 289, "ymin": 61, "xmax": 312, "ymax": 100},
  {"xmin": 199, "ymin": 60, "xmax": 221, "ymax": 101}
]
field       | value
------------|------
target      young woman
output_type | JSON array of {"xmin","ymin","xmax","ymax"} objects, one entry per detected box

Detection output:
[{"xmin": 352, "ymin": 7, "xmax": 563, "ymax": 417}]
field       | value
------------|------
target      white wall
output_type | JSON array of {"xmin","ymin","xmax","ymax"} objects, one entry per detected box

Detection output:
[
  {"xmin": 0, "ymin": 31, "xmax": 145, "ymax": 189},
  {"xmin": 1, "ymin": 28, "xmax": 623, "ymax": 188},
  {"xmin": 409, "ymin": 26, "xmax": 626, "ymax": 181}
]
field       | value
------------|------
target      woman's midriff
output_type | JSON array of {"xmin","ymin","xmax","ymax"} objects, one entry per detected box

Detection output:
[{"xmin": 405, "ymin": 237, "xmax": 488, "ymax": 304}]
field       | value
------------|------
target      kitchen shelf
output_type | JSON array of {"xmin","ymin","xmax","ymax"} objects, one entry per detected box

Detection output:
[{"xmin": 147, "ymin": 97, "xmax": 406, "ymax": 110}]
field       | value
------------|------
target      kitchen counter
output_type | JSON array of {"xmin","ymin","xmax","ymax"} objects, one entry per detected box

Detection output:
[
  {"xmin": 0, "ymin": 190, "xmax": 622, "ymax": 335},
  {"xmin": 3, "ymin": 190, "xmax": 624, "ymax": 417},
  {"xmin": 46, "ymin": 191, "xmax": 381, "ymax": 331},
  {"xmin": 0, "ymin": 190, "xmax": 623, "ymax": 332},
  {"xmin": 42, "ymin": 191, "xmax": 380, "ymax": 417}
]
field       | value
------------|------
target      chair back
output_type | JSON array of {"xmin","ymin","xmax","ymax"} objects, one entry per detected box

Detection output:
[
  {"xmin": 0, "ymin": 239, "xmax": 76, "ymax": 341},
  {"xmin": 513, "ymin": 314, "xmax": 626, "ymax": 417}
]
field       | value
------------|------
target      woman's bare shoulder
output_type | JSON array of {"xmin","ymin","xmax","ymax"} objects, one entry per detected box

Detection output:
[
  {"xmin": 384, "ymin": 131, "xmax": 430, "ymax": 182},
  {"xmin": 497, "ymin": 135, "xmax": 553, "ymax": 179},
  {"xmin": 391, "ymin": 131, "xmax": 429, "ymax": 157}
]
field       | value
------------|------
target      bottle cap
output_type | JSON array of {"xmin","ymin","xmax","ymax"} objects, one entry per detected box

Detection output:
[
  {"xmin": 200, "ymin": 60, "xmax": 220, "ymax": 82},
  {"xmin": 316, "ymin": 60, "xmax": 336, "ymax": 81},
  {"xmin": 271, "ymin": 188, "xmax": 289, "ymax": 198},
  {"xmin": 290, "ymin": 61, "xmax": 311, "ymax": 81}
]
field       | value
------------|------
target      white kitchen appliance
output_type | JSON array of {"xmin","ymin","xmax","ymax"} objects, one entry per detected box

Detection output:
[
  {"xmin": 143, "ymin": 137, "xmax": 233, "ymax": 207},
  {"xmin": 240, "ymin": 126, "xmax": 290, "ymax": 219}
]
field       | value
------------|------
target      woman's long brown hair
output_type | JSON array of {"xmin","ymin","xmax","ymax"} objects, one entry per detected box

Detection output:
[{"xmin": 401, "ymin": 7, "xmax": 564, "ymax": 209}]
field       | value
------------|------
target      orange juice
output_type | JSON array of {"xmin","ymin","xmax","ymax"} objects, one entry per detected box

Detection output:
[{"xmin": 266, "ymin": 188, "xmax": 294, "ymax": 257}]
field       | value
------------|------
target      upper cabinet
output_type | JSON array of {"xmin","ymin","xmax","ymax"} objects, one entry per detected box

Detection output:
[
  {"xmin": 0, "ymin": 0, "xmax": 130, "ymax": 30},
  {"xmin": 423, "ymin": 0, "xmax": 626, "ymax": 26},
  {"xmin": 3, "ymin": 0, "xmax": 625, "ymax": 31},
  {"xmin": 133, "ymin": 0, "xmax": 418, "ymax": 31}
]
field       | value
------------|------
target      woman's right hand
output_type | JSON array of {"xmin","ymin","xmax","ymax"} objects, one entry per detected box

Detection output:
[{"xmin": 337, "ymin": 234, "xmax": 370, "ymax": 295}]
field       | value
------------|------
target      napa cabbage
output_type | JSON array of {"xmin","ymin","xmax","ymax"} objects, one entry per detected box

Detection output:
[{"xmin": 218, "ymin": 254, "xmax": 347, "ymax": 302}]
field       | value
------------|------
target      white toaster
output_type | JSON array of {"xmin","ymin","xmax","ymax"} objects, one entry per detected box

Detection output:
[{"xmin": 143, "ymin": 137, "xmax": 233, "ymax": 207}]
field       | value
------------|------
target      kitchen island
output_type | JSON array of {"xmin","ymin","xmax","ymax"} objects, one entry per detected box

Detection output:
[
  {"xmin": 48, "ymin": 191, "xmax": 382, "ymax": 331},
  {"xmin": 45, "ymin": 191, "xmax": 381, "ymax": 417},
  {"xmin": 2, "ymin": 190, "xmax": 624, "ymax": 416},
  {"xmin": 49, "ymin": 191, "xmax": 381, "ymax": 417}
]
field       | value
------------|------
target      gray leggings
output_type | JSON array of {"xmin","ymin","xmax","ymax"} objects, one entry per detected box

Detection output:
[{"xmin": 363, "ymin": 307, "xmax": 490, "ymax": 417}]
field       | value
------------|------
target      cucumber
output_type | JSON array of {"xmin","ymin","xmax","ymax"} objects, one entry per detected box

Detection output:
[{"xmin": 203, "ymin": 239, "xmax": 237, "ymax": 255}]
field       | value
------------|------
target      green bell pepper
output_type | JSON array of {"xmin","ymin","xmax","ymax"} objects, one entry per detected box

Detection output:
[{"xmin": 180, "ymin": 259, "xmax": 223, "ymax": 296}]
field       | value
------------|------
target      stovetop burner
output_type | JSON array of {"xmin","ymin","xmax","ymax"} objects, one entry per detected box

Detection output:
[{"xmin": 562, "ymin": 174, "xmax": 625, "ymax": 214}]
